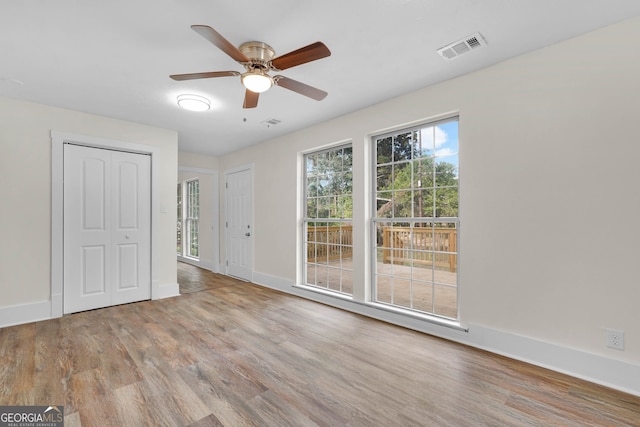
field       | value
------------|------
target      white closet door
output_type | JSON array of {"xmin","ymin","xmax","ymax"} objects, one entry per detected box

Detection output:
[
  {"xmin": 64, "ymin": 144, "xmax": 150, "ymax": 314},
  {"xmin": 111, "ymin": 150, "xmax": 151, "ymax": 305}
]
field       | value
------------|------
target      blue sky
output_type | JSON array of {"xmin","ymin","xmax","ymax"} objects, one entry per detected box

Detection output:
[{"xmin": 419, "ymin": 121, "xmax": 459, "ymax": 170}]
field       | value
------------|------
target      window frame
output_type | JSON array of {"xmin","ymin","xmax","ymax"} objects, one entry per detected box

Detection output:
[
  {"xmin": 176, "ymin": 182, "xmax": 183, "ymax": 255},
  {"xmin": 185, "ymin": 178, "xmax": 200, "ymax": 259},
  {"xmin": 302, "ymin": 143, "xmax": 354, "ymax": 296},
  {"xmin": 177, "ymin": 178, "xmax": 200, "ymax": 260},
  {"xmin": 371, "ymin": 116, "xmax": 459, "ymax": 319}
]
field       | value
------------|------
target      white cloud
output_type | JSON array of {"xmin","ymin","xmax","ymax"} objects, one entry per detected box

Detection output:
[
  {"xmin": 435, "ymin": 147, "xmax": 458, "ymax": 158},
  {"xmin": 420, "ymin": 126, "xmax": 449, "ymax": 149}
]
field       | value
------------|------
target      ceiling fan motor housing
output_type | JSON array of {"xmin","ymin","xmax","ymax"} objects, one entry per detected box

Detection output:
[{"xmin": 239, "ymin": 41, "xmax": 275, "ymax": 69}]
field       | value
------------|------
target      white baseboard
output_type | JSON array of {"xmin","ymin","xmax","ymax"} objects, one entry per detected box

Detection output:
[
  {"xmin": 51, "ymin": 292, "xmax": 63, "ymax": 318},
  {"xmin": 468, "ymin": 325, "xmax": 640, "ymax": 398},
  {"xmin": 0, "ymin": 300, "xmax": 52, "ymax": 328},
  {"xmin": 153, "ymin": 280, "xmax": 180, "ymax": 300},
  {"xmin": 252, "ymin": 271, "xmax": 640, "ymax": 397},
  {"xmin": 1, "ymin": 281, "xmax": 179, "ymax": 329}
]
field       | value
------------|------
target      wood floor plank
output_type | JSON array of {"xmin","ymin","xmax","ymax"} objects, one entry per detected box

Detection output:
[
  {"xmin": 9, "ymin": 324, "xmax": 36, "ymax": 392},
  {"xmin": 34, "ymin": 317, "xmax": 67, "ymax": 406},
  {"xmin": 113, "ymin": 382, "xmax": 156, "ymax": 427},
  {"xmin": 179, "ymin": 262, "xmax": 232, "ymax": 294},
  {"xmin": 0, "ymin": 262, "xmax": 638, "ymax": 426},
  {"xmin": 177, "ymin": 363, "xmax": 263, "ymax": 427},
  {"xmin": 67, "ymin": 368, "xmax": 120, "ymax": 427},
  {"xmin": 271, "ymin": 338, "xmax": 407, "ymax": 425},
  {"xmin": 125, "ymin": 345, "xmax": 212, "ymax": 426},
  {"xmin": 568, "ymin": 383, "xmax": 640, "ymax": 424},
  {"xmin": 0, "ymin": 323, "xmax": 36, "ymax": 405},
  {"xmin": 63, "ymin": 313, "xmax": 106, "ymax": 375},
  {"xmin": 188, "ymin": 413, "xmax": 225, "ymax": 427},
  {"xmin": 64, "ymin": 410, "xmax": 82, "ymax": 427},
  {"xmin": 246, "ymin": 389, "xmax": 320, "ymax": 427}
]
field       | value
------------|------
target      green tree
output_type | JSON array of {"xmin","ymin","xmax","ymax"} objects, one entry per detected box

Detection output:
[
  {"xmin": 376, "ymin": 153, "xmax": 458, "ymax": 219},
  {"xmin": 306, "ymin": 146, "xmax": 353, "ymax": 224}
]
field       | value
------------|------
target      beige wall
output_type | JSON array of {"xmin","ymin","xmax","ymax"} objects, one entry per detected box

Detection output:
[
  {"xmin": 219, "ymin": 15, "xmax": 640, "ymax": 371},
  {"xmin": 179, "ymin": 151, "xmax": 219, "ymax": 170},
  {"xmin": 0, "ymin": 97, "xmax": 178, "ymax": 315}
]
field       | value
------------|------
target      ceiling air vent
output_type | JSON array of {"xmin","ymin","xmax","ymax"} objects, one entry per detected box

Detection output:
[
  {"xmin": 260, "ymin": 118, "xmax": 281, "ymax": 128},
  {"xmin": 437, "ymin": 32, "xmax": 487, "ymax": 60}
]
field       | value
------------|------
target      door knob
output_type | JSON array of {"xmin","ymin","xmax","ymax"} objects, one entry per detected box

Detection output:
[{"xmin": 245, "ymin": 232, "xmax": 251, "ymax": 237}]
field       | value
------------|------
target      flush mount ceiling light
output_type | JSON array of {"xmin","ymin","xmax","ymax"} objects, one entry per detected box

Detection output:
[
  {"xmin": 177, "ymin": 94, "xmax": 210, "ymax": 111},
  {"xmin": 241, "ymin": 69, "xmax": 273, "ymax": 93}
]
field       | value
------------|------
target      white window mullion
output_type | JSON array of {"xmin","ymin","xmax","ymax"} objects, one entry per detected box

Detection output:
[
  {"xmin": 177, "ymin": 182, "xmax": 183, "ymax": 255},
  {"xmin": 302, "ymin": 144, "xmax": 353, "ymax": 296},
  {"xmin": 184, "ymin": 178, "xmax": 199, "ymax": 259},
  {"xmin": 372, "ymin": 117, "xmax": 459, "ymax": 320}
]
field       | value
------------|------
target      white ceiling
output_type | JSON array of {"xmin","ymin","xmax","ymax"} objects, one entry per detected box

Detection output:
[{"xmin": 2, "ymin": 1, "xmax": 640, "ymax": 156}]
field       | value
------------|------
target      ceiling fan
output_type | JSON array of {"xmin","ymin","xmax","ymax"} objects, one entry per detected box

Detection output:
[{"xmin": 170, "ymin": 25, "xmax": 331, "ymax": 109}]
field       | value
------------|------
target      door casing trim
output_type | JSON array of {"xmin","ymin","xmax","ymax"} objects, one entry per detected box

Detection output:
[{"xmin": 51, "ymin": 131, "xmax": 160, "ymax": 318}]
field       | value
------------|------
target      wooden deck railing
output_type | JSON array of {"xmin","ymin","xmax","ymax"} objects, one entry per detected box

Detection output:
[
  {"xmin": 307, "ymin": 225, "xmax": 353, "ymax": 261},
  {"xmin": 382, "ymin": 226, "xmax": 457, "ymax": 272},
  {"xmin": 307, "ymin": 225, "xmax": 456, "ymax": 272}
]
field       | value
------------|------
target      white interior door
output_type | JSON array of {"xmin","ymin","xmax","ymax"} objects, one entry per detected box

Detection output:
[
  {"xmin": 64, "ymin": 144, "xmax": 151, "ymax": 314},
  {"xmin": 225, "ymin": 167, "xmax": 253, "ymax": 281}
]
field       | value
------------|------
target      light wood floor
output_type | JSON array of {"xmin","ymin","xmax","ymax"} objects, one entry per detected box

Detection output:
[
  {"xmin": 1, "ymin": 264, "xmax": 638, "ymax": 426},
  {"xmin": 178, "ymin": 261, "xmax": 232, "ymax": 295}
]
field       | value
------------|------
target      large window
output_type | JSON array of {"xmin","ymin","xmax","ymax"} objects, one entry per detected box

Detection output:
[
  {"xmin": 186, "ymin": 179, "xmax": 200, "ymax": 258},
  {"xmin": 373, "ymin": 118, "xmax": 459, "ymax": 319},
  {"xmin": 177, "ymin": 179, "xmax": 199, "ymax": 259},
  {"xmin": 304, "ymin": 144, "xmax": 353, "ymax": 295},
  {"xmin": 177, "ymin": 183, "xmax": 183, "ymax": 255}
]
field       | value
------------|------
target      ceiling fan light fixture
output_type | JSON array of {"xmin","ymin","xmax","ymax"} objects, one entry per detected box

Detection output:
[
  {"xmin": 241, "ymin": 70, "xmax": 273, "ymax": 93},
  {"xmin": 177, "ymin": 94, "xmax": 210, "ymax": 112}
]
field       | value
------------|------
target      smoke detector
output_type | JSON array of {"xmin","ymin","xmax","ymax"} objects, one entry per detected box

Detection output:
[{"xmin": 437, "ymin": 32, "xmax": 487, "ymax": 60}]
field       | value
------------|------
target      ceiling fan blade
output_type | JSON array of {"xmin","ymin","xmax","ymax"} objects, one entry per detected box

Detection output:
[
  {"xmin": 274, "ymin": 76, "xmax": 328, "ymax": 101},
  {"xmin": 271, "ymin": 42, "xmax": 331, "ymax": 71},
  {"xmin": 243, "ymin": 90, "xmax": 259, "ymax": 109},
  {"xmin": 170, "ymin": 71, "xmax": 240, "ymax": 81},
  {"xmin": 191, "ymin": 25, "xmax": 250, "ymax": 63}
]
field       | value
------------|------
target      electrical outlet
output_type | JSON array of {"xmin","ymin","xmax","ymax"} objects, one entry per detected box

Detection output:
[{"xmin": 606, "ymin": 328, "xmax": 624, "ymax": 350}]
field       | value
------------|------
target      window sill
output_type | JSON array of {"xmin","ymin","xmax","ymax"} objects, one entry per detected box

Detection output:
[
  {"xmin": 293, "ymin": 283, "xmax": 354, "ymax": 301},
  {"xmin": 292, "ymin": 283, "xmax": 467, "ymax": 333},
  {"xmin": 366, "ymin": 301, "xmax": 467, "ymax": 332}
]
